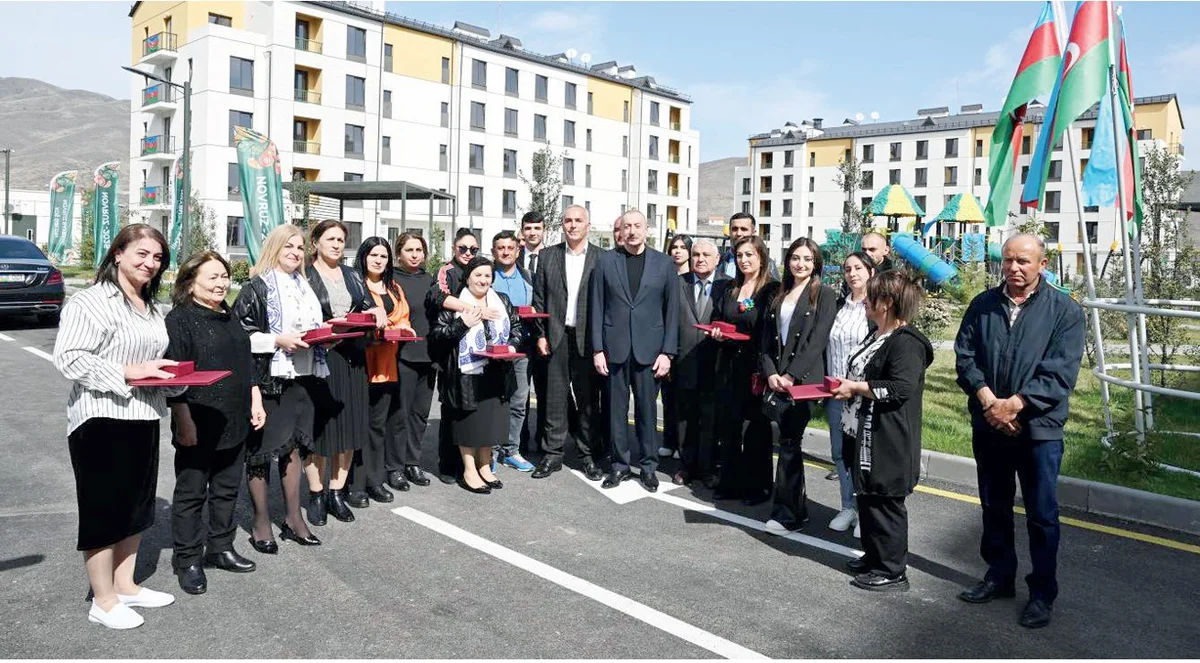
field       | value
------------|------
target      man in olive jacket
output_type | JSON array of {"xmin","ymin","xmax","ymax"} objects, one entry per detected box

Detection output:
[{"xmin": 953, "ymin": 233, "xmax": 1085, "ymax": 630}]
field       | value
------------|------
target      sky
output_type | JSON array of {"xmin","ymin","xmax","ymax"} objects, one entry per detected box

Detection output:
[{"xmin": 0, "ymin": 1, "xmax": 1197, "ymax": 161}]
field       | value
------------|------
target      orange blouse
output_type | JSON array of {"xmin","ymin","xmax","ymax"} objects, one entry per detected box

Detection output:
[{"xmin": 365, "ymin": 282, "xmax": 412, "ymax": 384}]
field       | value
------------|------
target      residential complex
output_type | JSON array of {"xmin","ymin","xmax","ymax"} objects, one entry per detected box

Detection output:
[
  {"xmin": 733, "ymin": 95, "xmax": 1184, "ymax": 278},
  {"xmin": 126, "ymin": 0, "xmax": 699, "ymax": 261}
]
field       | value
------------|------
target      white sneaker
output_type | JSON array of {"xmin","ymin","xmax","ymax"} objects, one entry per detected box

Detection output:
[
  {"xmin": 764, "ymin": 519, "xmax": 790, "ymax": 535},
  {"xmin": 117, "ymin": 587, "xmax": 175, "ymax": 608},
  {"xmin": 853, "ymin": 522, "xmax": 861, "ymax": 539},
  {"xmin": 828, "ymin": 508, "xmax": 858, "ymax": 532},
  {"xmin": 88, "ymin": 600, "xmax": 144, "ymax": 630},
  {"xmin": 672, "ymin": 450, "xmax": 681, "ymax": 460},
  {"xmin": 657, "ymin": 446, "xmax": 673, "ymax": 458}
]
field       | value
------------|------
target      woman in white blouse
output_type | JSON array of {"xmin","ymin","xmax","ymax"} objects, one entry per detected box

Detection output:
[
  {"xmin": 232, "ymin": 225, "xmax": 326, "ymax": 553},
  {"xmin": 824, "ymin": 251, "xmax": 877, "ymax": 536},
  {"xmin": 53, "ymin": 224, "xmax": 181, "ymax": 630}
]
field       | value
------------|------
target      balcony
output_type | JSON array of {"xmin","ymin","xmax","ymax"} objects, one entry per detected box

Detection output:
[
  {"xmin": 295, "ymin": 37, "xmax": 323, "ymax": 54},
  {"xmin": 668, "ymin": 186, "xmax": 679, "ymax": 197},
  {"xmin": 141, "ymin": 84, "xmax": 177, "ymax": 115},
  {"xmin": 669, "ymin": 154, "xmax": 680, "ymax": 164},
  {"xmin": 140, "ymin": 186, "xmax": 168, "ymax": 208},
  {"xmin": 1170, "ymin": 142, "xmax": 1186, "ymax": 157},
  {"xmin": 138, "ymin": 135, "xmax": 176, "ymax": 161},
  {"xmin": 293, "ymin": 140, "xmax": 321, "ymax": 155},
  {"xmin": 671, "ymin": 121, "xmax": 681, "ymax": 131},
  {"xmin": 140, "ymin": 32, "xmax": 178, "ymax": 65},
  {"xmin": 294, "ymin": 89, "xmax": 322, "ymax": 105}
]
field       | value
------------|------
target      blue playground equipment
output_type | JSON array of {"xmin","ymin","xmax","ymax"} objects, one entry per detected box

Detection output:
[{"xmin": 891, "ymin": 235, "xmax": 958, "ymax": 285}]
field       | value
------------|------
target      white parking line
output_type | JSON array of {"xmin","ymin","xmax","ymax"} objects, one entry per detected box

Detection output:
[
  {"xmin": 393, "ymin": 506, "xmax": 768, "ymax": 660},
  {"xmin": 0, "ymin": 333, "xmax": 14, "ymax": 342},
  {"xmin": 22, "ymin": 346, "xmax": 53, "ymax": 362}
]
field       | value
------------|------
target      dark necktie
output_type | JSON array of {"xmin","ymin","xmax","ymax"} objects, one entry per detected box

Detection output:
[{"xmin": 528, "ymin": 253, "xmax": 538, "ymax": 275}]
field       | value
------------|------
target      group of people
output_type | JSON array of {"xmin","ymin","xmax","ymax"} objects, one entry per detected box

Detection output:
[{"xmin": 53, "ymin": 205, "xmax": 1084, "ymax": 632}]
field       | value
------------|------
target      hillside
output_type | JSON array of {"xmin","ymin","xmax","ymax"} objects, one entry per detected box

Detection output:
[{"xmin": 697, "ymin": 156, "xmax": 743, "ymax": 223}]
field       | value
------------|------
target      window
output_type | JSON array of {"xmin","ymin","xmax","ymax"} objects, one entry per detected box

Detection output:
[
  {"xmin": 761, "ymin": 152, "xmax": 773, "ymax": 169},
  {"xmin": 1021, "ymin": 135, "xmax": 1032, "ymax": 155},
  {"xmin": 887, "ymin": 169, "xmax": 899, "ymax": 185},
  {"xmin": 505, "ymin": 67, "xmax": 519, "ymax": 96},
  {"xmin": 648, "ymin": 169, "xmax": 658, "ymax": 193},
  {"xmin": 916, "ymin": 140, "xmax": 928, "ymax": 160},
  {"xmin": 209, "ymin": 13, "xmax": 232, "ymax": 27},
  {"xmin": 535, "ymin": 75, "xmax": 548, "ymax": 102},
  {"xmin": 1048, "ymin": 159, "xmax": 1062, "ymax": 182},
  {"xmin": 975, "ymin": 139, "xmax": 984, "ymax": 157},
  {"xmin": 915, "ymin": 195, "xmax": 926, "ymax": 211},
  {"xmin": 890, "ymin": 142, "xmax": 902, "ymax": 161},
  {"xmin": 472, "ymin": 59, "xmax": 487, "ymax": 89},
  {"xmin": 565, "ymin": 82, "xmax": 577, "ymax": 109},
  {"xmin": 944, "ymin": 166, "xmax": 958, "ymax": 185},
  {"xmin": 1080, "ymin": 158, "xmax": 1089, "ymax": 175},
  {"xmin": 1045, "ymin": 190, "xmax": 1062, "ymax": 212},
  {"xmin": 810, "ymin": 152, "xmax": 816, "ymax": 167},
  {"xmin": 1084, "ymin": 205, "xmax": 1100, "ymax": 213},
  {"xmin": 563, "ymin": 158, "xmax": 575, "ymax": 185},
  {"xmin": 228, "ymin": 110, "xmax": 252, "ymax": 146},
  {"xmin": 741, "ymin": 177, "xmax": 751, "ymax": 195},
  {"xmin": 760, "ymin": 176, "xmax": 771, "ymax": 193},
  {"xmin": 587, "ymin": 92, "xmax": 594, "ymax": 115},
  {"xmin": 1021, "ymin": 165, "xmax": 1029, "ymax": 183},
  {"xmin": 343, "ymin": 172, "xmax": 363, "ymax": 208},
  {"xmin": 1045, "ymin": 222, "xmax": 1060, "ymax": 242},
  {"xmin": 915, "ymin": 168, "xmax": 927, "ymax": 187},
  {"xmin": 585, "ymin": 164, "xmax": 592, "ymax": 188},
  {"xmin": 783, "ymin": 199, "xmax": 793, "ymax": 217},
  {"xmin": 294, "ymin": 69, "xmax": 310, "ymax": 101},
  {"xmin": 945, "ymin": 138, "xmax": 959, "ymax": 157},
  {"xmin": 503, "ymin": 149, "xmax": 517, "ymax": 178},
  {"xmin": 741, "ymin": 201, "xmax": 750, "ymax": 214},
  {"xmin": 623, "ymin": 100, "xmax": 629, "ymax": 122},
  {"xmin": 563, "ymin": 195, "xmax": 575, "ymax": 210},
  {"xmin": 1136, "ymin": 128, "xmax": 1152, "ymax": 140},
  {"xmin": 441, "ymin": 57, "xmax": 450, "ymax": 84},
  {"xmin": 862, "ymin": 170, "xmax": 874, "ymax": 189},
  {"xmin": 469, "ymin": 144, "xmax": 484, "ymax": 173},
  {"xmin": 974, "ymin": 168, "xmax": 982, "ymax": 186},
  {"xmin": 534, "ymin": 114, "xmax": 547, "ymax": 141},
  {"xmin": 650, "ymin": 101, "xmax": 660, "ymax": 126},
  {"xmin": 382, "ymin": 90, "xmax": 392, "ymax": 118},
  {"xmin": 759, "ymin": 200, "xmax": 772, "ymax": 218},
  {"xmin": 622, "ymin": 136, "xmax": 629, "ymax": 157},
  {"xmin": 563, "ymin": 120, "xmax": 576, "ymax": 147},
  {"xmin": 384, "ymin": 44, "xmax": 393, "ymax": 71},
  {"xmin": 502, "ymin": 189, "xmax": 517, "ymax": 218},
  {"xmin": 586, "ymin": 128, "xmax": 593, "ymax": 151},
  {"xmin": 347, "ymin": 26, "xmax": 366, "ymax": 60},
  {"xmin": 784, "ymin": 150, "xmax": 794, "ymax": 167},
  {"xmin": 227, "ymin": 163, "xmax": 240, "ymax": 199},
  {"xmin": 1081, "ymin": 127, "xmax": 1094, "ymax": 150},
  {"xmin": 224, "ymin": 215, "xmax": 246, "ymax": 248},
  {"xmin": 622, "ymin": 170, "xmax": 629, "ymax": 192},
  {"xmin": 345, "ymin": 75, "xmax": 366, "ymax": 110},
  {"xmin": 689, "ymin": 145, "xmax": 693, "ymax": 167},
  {"xmin": 470, "ymin": 101, "xmax": 485, "ymax": 131},
  {"xmin": 944, "ymin": 193, "xmax": 954, "ymax": 206},
  {"xmin": 468, "ymin": 186, "xmax": 483, "ymax": 213},
  {"xmin": 439, "ymin": 144, "xmax": 448, "ymax": 171},
  {"xmin": 783, "ymin": 175, "xmax": 794, "ymax": 192},
  {"xmin": 807, "ymin": 202, "xmax": 814, "ymax": 217},
  {"xmin": 505, "ymin": 108, "xmax": 518, "ymax": 136},
  {"xmin": 344, "ymin": 124, "xmax": 365, "ymax": 158},
  {"xmin": 382, "ymin": 136, "xmax": 391, "ymax": 164},
  {"xmin": 862, "ymin": 144, "xmax": 874, "ymax": 163},
  {"xmin": 229, "ymin": 57, "xmax": 253, "ymax": 94},
  {"xmin": 649, "ymin": 136, "xmax": 659, "ymax": 160},
  {"xmin": 1086, "ymin": 221, "xmax": 1098, "ymax": 243},
  {"xmin": 441, "ymin": 102, "xmax": 449, "ymax": 128}
]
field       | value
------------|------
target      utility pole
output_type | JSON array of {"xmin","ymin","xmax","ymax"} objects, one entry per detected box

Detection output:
[
  {"xmin": 2, "ymin": 148, "xmax": 10, "ymax": 235},
  {"xmin": 181, "ymin": 60, "xmax": 192, "ymax": 247}
]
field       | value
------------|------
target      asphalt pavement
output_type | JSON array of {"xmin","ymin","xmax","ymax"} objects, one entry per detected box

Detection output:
[{"xmin": 1, "ymin": 315, "xmax": 1198, "ymax": 658}]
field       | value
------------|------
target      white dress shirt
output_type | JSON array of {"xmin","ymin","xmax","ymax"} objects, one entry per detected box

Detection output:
[{"xmin": 564, "ymin": 242, "xmax": 588, "ymax": 327}]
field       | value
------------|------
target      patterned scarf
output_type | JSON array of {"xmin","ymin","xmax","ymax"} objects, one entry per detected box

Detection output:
[
  {"xmin": 265, "ymin": 269, "xmax": 328, "ymax": 378},
  {"xmin": 455, "ymin": 288, "xmax": 510, "ymax": 375}
]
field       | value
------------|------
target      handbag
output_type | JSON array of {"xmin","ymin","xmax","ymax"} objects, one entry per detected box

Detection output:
[
  {"xmin": 750, "ymin": 372, "xmax": 767, "ymax": 396},
  {"xmin": 761, "ymin": 387, "xmax": 793, "ymax": 422}
]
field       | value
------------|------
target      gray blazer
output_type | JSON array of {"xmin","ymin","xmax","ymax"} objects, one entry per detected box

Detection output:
[
  {"xmin": 674, "ymin": 272, "xmax": 728, "ymax": 390},
  {"xmin": 589, "ymin": 247, "xmax": 680, "ymax": 365},
  {"xmin": 531, "ymin": 241, "xmax": 601, "ymax": 356}
]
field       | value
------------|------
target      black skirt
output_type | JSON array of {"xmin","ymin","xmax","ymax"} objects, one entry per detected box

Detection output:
[
  {"xmin": 68, "ymin": 418, "xmax": 160, "ymax": 551},
  {"xmin": 245, "ymin": 377, "xmax": 317, "ymax": 467},
  {"xmin": 447, "ymin": 393, "xmax": 506, "ymax": 449},
  {"xmin": 309, "ymin": 343, "xmax": 369, "ymax": 456}
]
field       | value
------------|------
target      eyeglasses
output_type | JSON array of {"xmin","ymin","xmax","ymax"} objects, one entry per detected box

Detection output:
[{"xmin": 456, "ymin": 245, "xmax": 480, "ymax": 256}]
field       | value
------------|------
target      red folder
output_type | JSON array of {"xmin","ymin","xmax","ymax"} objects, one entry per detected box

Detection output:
[
  {"xmin": 472, "ymin": 345, "xmax": 526, "ymax": 360},
  {"xmin": 787, "ymin": 377, "xmax": 841, "ymax": 402},
  {"xmin": 694, "ymin": 321, "xmax": 750, "ymax": 341},
  {"xmin": 383, "ymin": 329, "xmax": 424, "ymax": 342},
  {"xmin": 517, "ymin": 306, "xmax": 550, "ymax": 320},
  {"xmin": 302, "ymin": 328, "xmax": 366, "ymax": 344},
  {"xmin": 130, "ymin": 361, "xmax": 233, "ymax": 387},
  {"xmin": 327, "ymin": 312, "xmax": 377, "ymax": 329}
]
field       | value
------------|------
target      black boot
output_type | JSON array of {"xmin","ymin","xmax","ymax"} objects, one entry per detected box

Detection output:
[
  {"xmin": 327, "ymin": 488, "xmax": 356, "ymax": 522},
  {"xmin": 307, "ymin": 488, "xmax": 327, "ymax": 527}
]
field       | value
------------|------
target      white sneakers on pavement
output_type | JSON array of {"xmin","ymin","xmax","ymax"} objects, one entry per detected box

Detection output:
[
  {"xmin": 657, "ymin": 446, "xmax": 673, "ymax": 458},
  {"xmin": 117, "ymin": 587, "xmax": 176, "ymax": 608},
  {"xmin": 853, "ymin": 521, "xmax": 861, "ymax": 539},
  {"xmin": 88, "ymin": 600, "xmax": 144, "ymax": 630},
  {"xmin": 763, "ymin": 519, "xmax": 790, "ymax": 535},
  {"xmin": 828, "ymin": 508, "xmax": 858, "ymax": 532}
]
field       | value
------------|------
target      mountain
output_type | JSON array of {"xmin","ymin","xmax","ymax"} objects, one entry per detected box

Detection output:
[
  {"xmin": 0, "ymin": 77, "xmax": 129, "ymax": 194},
  {"xmin": 697, "ymin": 156, "xmax": 744, "ymax": 225}
]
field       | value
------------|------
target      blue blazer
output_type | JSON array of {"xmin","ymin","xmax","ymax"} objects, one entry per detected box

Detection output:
[{"xmin": 589, "ymin": 247, "xmax": 680, "ymax": 365}]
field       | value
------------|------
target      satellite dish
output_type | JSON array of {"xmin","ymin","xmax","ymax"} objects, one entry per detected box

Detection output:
[
  {"xmin": 580, "ymin": 53, "xmax": 592, "ymax": 65},
  {"xmin": 870, "ymin": 111, "xmax": 880, "ymax": 121},
  {"xmin": 855, "ymin": 112, "xmax": 865, "ymax": 122},
  {"xmin": 566, "ymin": 48, "xmax": 578, "ymax": 60}
]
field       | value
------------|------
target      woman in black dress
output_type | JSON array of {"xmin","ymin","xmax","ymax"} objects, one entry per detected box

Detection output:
[
  {"xmin": 660, "ymin": 233, "xmax": 693, "ymax": 460},
  {"xmin": 165, "ymin": 251, "xmax": 265, "ymax": 595},
  {"xmin": 708, "ymin": 235, "xmax": 779, "ymax": 506},
  {"xmin": 429, "ymin": 257, "xmax": 524, "ymax": 494},
  {"xmin": 388, "ymin": 232, "xmax": 436, "ymax": 490},
  {"xmin": 304, "ymin": 220, "xmax": 386, "ymax": 523}
]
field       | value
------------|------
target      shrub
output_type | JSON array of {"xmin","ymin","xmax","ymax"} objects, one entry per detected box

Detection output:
[
  {"xmin": 913, "ymin": 295, "xmax": 954, "ymax": 339},
  {"xmin": 231, "ymin": 259, "xmax": 251, "ymax": 284}
]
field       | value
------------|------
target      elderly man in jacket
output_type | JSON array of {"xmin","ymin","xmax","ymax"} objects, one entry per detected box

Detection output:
[{"xmin": 953, "ymin": 233, "xmax": 1085, "ymax": 630}]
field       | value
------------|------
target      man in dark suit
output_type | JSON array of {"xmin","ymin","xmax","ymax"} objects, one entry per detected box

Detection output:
[
  {"xmin": 590, "ymin": 209, "xmax": 680, "ymax": 492},
  {"xmin": 669, "ymin": 238, "xmax": 728, "ymax": 487},
  {"xmin": 516, "ymin": 211, "xmax": 546, "ymax": 455},
  {"xmin": 530, "ymin": 205, "xmax": 605, "ymax": 481}
]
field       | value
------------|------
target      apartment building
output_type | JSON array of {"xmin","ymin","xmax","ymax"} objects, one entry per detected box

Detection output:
[
  {"xmin": 127, "ymin": 0, "xmax": 700, "ymax": 260},
  {"xmin": 732, "ymin": 95, "xmax": 1184, "ymax": 279}
]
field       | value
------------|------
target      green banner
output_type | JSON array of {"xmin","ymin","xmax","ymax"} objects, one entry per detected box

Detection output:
[
  {"xmin": 234, "ymin": 126, "xmax": 285, "ymax": 265},
  {"xmin": 48, "ymin": 171, "xmax": 77, "ymax": 263},
  {"xmin": 91, "ymin": 162, "xmax": 120, "ymax": 268},
  {"xmin": 169, "ymin": 155, "xmax": 185, "ymax": 268}
]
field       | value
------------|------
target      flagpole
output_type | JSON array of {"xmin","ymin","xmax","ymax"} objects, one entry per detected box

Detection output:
[{"xmin": 1051, "ymin": 0, "xmax": 1114, "ymax": 432}]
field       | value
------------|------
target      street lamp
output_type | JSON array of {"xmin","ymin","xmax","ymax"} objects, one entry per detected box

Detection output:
[
  {"xmin": 1, "ymin": 148, "xmax": 10, "ymax": 236},
  {"xmin": 122, "ymin": 64, "xmax": 191, "ymax": 245}
]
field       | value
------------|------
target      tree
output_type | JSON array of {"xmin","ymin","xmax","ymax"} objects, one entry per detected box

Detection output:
[
  {"xmin": 426, "ymin": 226, "xmax": 446, "ymax": 274},
  {"xmin": 834, "ymin": 156, "xmax": 871, "ymax": 234},
  {"xmin": 288, "ymin": 178, "xmax": 316, "ymax": 233},
  {"xmin": 78, "ymin": 187, "xmax": 96, "ymax": 267},
  {"xmin": 183, "ymin": 194, "xmax": 217, "ymax": 258},
  {"xmin": 518, "ymin": 145, "xmax": 565, "ymax": 234}
]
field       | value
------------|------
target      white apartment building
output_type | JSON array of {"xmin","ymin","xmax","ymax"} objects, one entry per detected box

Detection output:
[
  {"xmin": 0, "ymin": 187, "xmax": 84, "ymax": 250},
  {"xmin": 732, "ymin": 95, "xmax": 1184, "ymax": 280},
  {"xmin": 127, "ymin": 0, "xmax": 699, "ymax": 261}
]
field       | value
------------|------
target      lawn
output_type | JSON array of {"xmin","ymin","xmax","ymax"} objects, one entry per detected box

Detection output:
[{"xmin": 810, "ymin": 349, "xmax": 1200, "ymax": 502}]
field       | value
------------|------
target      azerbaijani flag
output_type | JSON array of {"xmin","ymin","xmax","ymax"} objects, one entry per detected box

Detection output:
[
  {"xmin": 1116, "ymin": 11, "xmax": 1145, "ymax": 228},
  {"xmin": 984, "ymin": 1, "xmax": 1060, "ymax": 227},
  {"xmin": 1021, "ymin": 0, "xmax": 1113, "ymax": 210}
]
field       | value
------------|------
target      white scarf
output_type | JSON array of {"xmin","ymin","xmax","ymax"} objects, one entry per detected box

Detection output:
[
  {"xmin": 455, "ymin": 288, "xmax": 510, "ymax": 375},
  {"xmin": 266, "ymin": 269, "xmax": 329, "ymax": 379}
]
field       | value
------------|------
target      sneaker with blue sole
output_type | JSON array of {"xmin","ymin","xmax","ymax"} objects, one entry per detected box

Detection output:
[{"xmin": 502, "ymin": 453, "xmax": 535, "ymax": 472}]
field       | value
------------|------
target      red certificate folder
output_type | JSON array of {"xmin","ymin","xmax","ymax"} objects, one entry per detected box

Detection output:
[
  {"xmin": 517, "ymin": 306, "xmax": 550, "ymax": 320},
  {"xmin": 472, "ymin": 345, "xmax": 526, "ymax": 360},
  {"xmin": 383, "ymin": 329, "xmax": 424, "ymax": 342},
  {"xmin": 302, "ymin": 328, "xmax": 366, "ymax": 344},
  {"xmin": 129, "ymin": 361, "xmax": 233, "ymax": 387},
  {"xmin": 787, "ymin": 377, "xmax": 841, "ymax": 401},
  {"xmin": 327, "ymin": 312, "xmax": 377, "ymax": 329},
  {"xmin": 694, "ymin": 321, "xmax": 750, "ymax": 341}
]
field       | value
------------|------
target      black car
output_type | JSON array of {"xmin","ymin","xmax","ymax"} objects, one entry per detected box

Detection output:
[{"xmin": 0, "ymin": 236, "xmax": 65, "ymax": 325}]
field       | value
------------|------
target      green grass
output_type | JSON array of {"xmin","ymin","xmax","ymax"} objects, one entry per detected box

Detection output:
[
  {"xmin": 58, "ymin": 266, "xmax": 95, "ymax": 280},
  {"xmin": 810, "ymin": 349, "xmax": 1200, "ymax": 502}
]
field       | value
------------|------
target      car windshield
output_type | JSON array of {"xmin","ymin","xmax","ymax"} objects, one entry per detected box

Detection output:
[{"xmin": 0, "ymin": 241, "xmax": 47, "ymax": 260}]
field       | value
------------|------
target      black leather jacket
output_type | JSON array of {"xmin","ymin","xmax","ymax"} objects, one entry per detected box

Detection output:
[
  {"xmin": 428, "ymin": 291, "xmax": 525, "ymax": 411},
  {"xmin": 231, "ymin": 276, "xmax": 285, "ymax": 396}
]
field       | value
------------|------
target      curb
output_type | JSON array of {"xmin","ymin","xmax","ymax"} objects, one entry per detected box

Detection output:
[{"xmin": 800, "ymin": 427, "xmax": 1200, "ymax": 537}]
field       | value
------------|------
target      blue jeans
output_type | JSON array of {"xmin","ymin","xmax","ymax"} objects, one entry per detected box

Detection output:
[
  {"xmin": 973, "ymin": 433, "xmax": 1064, "ymax": 604},
  {"xmin": 825, "ymin": 399, "xmax": 855, "ymax": 511},
  {"xmin": 495, "ymin": 357, "xmax": 530, "ymax": 459}
]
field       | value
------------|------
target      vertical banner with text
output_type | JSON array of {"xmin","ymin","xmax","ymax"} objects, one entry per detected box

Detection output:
[
  {"xmin": 234, "ymin": 126, "xmax": 285, "ymax": 265},
  {"xmin": 91, "ymin": 162, "xmax": 121, "ymax": 268},
  {"xmin": 48, "ymin": 171, "xmax": 77, "ymax": 263},
  {"xmin": 169, "ymin": 155, "xmax": 185, "ymax": 268}
]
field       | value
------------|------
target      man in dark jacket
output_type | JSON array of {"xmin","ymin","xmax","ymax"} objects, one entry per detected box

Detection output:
[{"xmin": 953, "ymin": 233, "xmax": 1085, "ymax": 629}]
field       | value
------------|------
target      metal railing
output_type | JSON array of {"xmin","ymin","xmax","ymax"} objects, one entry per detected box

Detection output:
[
  {"xmin": 668, "ymin": 186, "xmax": 679, "ymax": 197},
  {"xmin": 669, "ymin": 154, "xmax": 680, "ymax": 164},
  {"xmin": 142, "ymin": 84, "xmax": 175, "ymax": 106},
  {"xmin": 671, "ymin": 121, "xmax": 681, "ymax": 131},
  {"xmin": 139, "ymin": 135, "xmax": 176, "ymax": 156},
  {"xmin": 293, "ymin": 140, "xmax": 321, "ymax": 155},
  {"xmin": 294, "ymin": 89, "xmax": 322, "ymax": 104},
  {"xmin": 142, "ymin": 32, "xmax": 178, "ymax": 57},
  {"xmin": 295, "ymin": 37, "xmax": 323, "ymax": 54}
]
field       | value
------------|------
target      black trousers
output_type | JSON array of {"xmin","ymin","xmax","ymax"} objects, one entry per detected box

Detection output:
[
  {"xmin": 607, "ymin": 358, "xmax": 660, "ymax": 474},
  {"xmin": 857, "ymin": 494, "xmax": 909, "ymax": 578},
  {"xmin": 675, "ymin": 385, "xmax": 717, "ymax": 478},
  {"xmin": 716, "ymin": 393, "xmax": 774, "ymax": 498},
  {"xmin": 522, "ymin": 355, "xmax": 547, "ymax": 455},
  {"xmin": 171, "ymin": 443, "xmax": 245, "ymax": 569},
  {"xmin": 661, "ymin": 379, "xmax": 680, "ymax": 453},
  {"xmin": 352, "ymin": 382, "xmax": 395, "ymax": 491},
  {"xmin": 769, "ymin": 403, "xmax": 813, "ymax": 528},
  {"xmin": 390, "ymin": 359, "xmax": 434, "ymax": 471},
  {"xmin": 542, "ymin": 329, "xmax": 604, "ymax": 465}
]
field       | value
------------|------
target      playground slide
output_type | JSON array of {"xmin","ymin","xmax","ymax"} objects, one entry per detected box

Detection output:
[{"xmin": 891, "ymin": 235, "xmax": 958, "ymax": 285}]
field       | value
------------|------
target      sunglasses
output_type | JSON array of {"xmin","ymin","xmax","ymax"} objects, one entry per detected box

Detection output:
[{"xmin": 456, "ymin": 245, "xmax": 480, "ymax": 255}]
